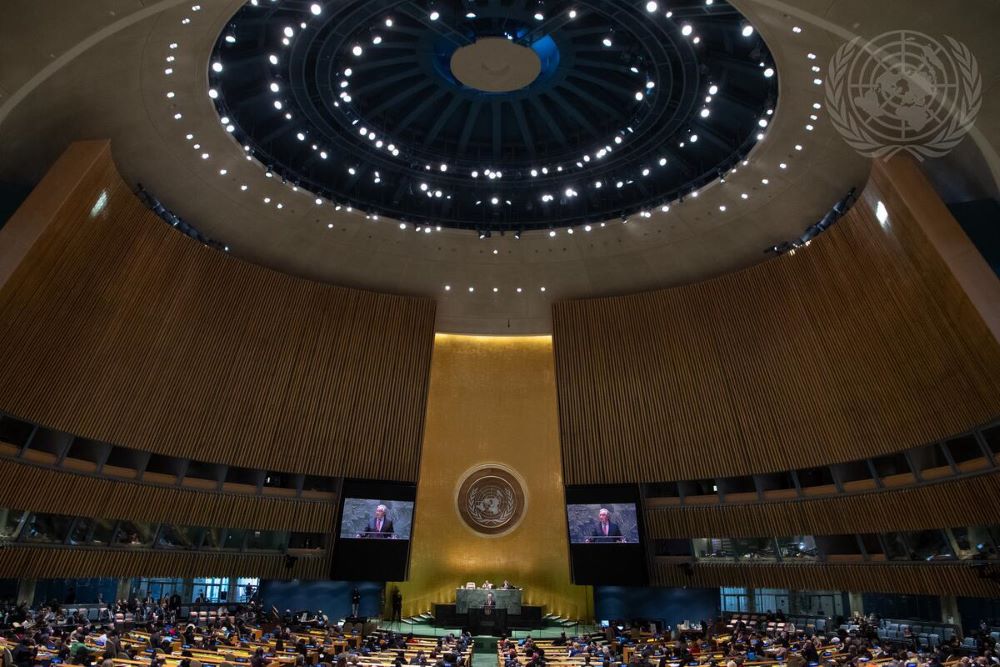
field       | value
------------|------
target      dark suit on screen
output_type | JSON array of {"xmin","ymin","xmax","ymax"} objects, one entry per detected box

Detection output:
[
  {"xmin": 362, "ymin": 517, "xmax": 395, "ymax": 538},
  {"xmin": 589, "ymin": 522, "xmax": 623, "ymax": 542}
]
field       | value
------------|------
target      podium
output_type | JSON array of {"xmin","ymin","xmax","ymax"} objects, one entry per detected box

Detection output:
[
  {"xmin": 469, "ymin": 607, "xmax": 508, "ymax": 635},
  {"xmin": 455, "ymin": 588, "xmax": 522, "ymax": 614}
]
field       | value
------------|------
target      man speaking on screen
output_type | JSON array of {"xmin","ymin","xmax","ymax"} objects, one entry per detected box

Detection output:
[
  {"xmin": 359, "ymin": 503, "xmax": 395, "ymax": 538},
  {"xmin": 586, "ymin": 507, "xmax": 624, "ymax": 543}
]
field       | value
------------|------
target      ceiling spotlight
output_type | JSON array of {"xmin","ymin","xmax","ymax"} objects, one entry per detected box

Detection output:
[
  {"xmin": 491, "ymin": 196, "xmax": 499, "ymax": 205},
  {"xmin": 429, "ymin": 10, "xmax": 440, "ymax": 20},
  {"xmin": 700, "ymin": 108, "xmax": 710, "ymax": 118},
  {"xmin": 269, "ymin": 54, "xmax": 279, "ymax": 65},
  {"xmin": 709, "ymin": 84, "xmax": 719, "ymax": 95},
  {"xmin": 645, "ymin": 1, "xmax": 658, "ymax": 11},
  {"xmin": 742, "ymin": 25, "xmax": 754, "ymax": 37},
  {"xmin": 439, "ymin": 164, "xmax": 448, "ymax": 172},
  {"xmin": 681, "ymin": 24, "xmax": 693, "ymax": 36},
  {"xmin": 659, "ymin": 157, "xmax": 667, "ymax": 166},
  {"xmin": 212, "ymin": 61, "xmax": 223, "ymax": 72},
  {"xmin": 284, "ymin": 26, "xmax": 294, "ymax": 37},
  {"xmin": 758, "ymin": 118, "xmax": 768, "ymax": 128},
  {"xmin": 372, "ymin": 35, "xmax": 383, "ymax": 44},
  {"xmin": 568, "ymin": 9, "xmax": 577, "ymax": 18},
  {"xmin": 310, "ymin": 3, "xmax": 322, "ymax": 15},
  {"xmin": 385, "ymin": 18, "xmax": 393, "ymax": 27},
  {"xmin": 352, "ymin": 44, "xmax": 363, "ymax": 56},
  {"xmin": 225, "ymin": 34, "xmax": 236, "ymax": 44},
  {"xmin": 548, "ymin": 230, "xmax": 556, "ymax": 237},
  {"xmin": 764, "ymin": 67, "xmax": 775, "ymax": 78},
  {"xmin": 602, "ymin": 37, "xmax": 613, "ymax": 47},
  {"xmin": 534, "ymin": 12, "xmax": 544, "ymax": 20},
  {"xmin": 634, "ymin": 91, "xmax": 644, "ymax": 101}
]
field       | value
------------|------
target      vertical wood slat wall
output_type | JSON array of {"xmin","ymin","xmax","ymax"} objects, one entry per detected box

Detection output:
[
  {"xmin": 644, "ymin": 472, "xmax": 1000, "ymax": 539},
  {"xmin": 0, "ymin": 458, "xmax": 334, "ymax": 532},
  {"xmin": 649, "ymin": 560, "xmax": 1000, "ymax": 598},
  {"xmin": 0, "ymin": 142, "xmax": 436, "ymax": 481},
  {"xmin": 552, "ymin": 158, "xmax": 1000, "ymax": 484},
  {"xmin": 0, "ymin": 547, "xmax": 330, "ymax": 581}
]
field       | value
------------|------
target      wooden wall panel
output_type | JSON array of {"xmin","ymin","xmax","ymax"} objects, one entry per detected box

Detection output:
[
  {"xmin": 0, "ymin": 546, "xmax": 329, "ymax": 580},
  {"xmin": 553, "ymin": 157, "xmax": 1000, "ymax": 484},
  {"xmin": 650, "ymin": 559, "xmax": 1000, "ymax": 598},
  {"xmin": 645, "ymin": 472, "xmax": 1000, "ymax": 539},
  {"xmin": 0, "ymin": 142, "xmax": 435, "ymax": 481},
  {"xmin": 0, "ymin": 459, "xmax": 334, "ymax": 532}
]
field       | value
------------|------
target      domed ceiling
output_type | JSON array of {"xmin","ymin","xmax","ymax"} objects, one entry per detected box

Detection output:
[
  {"xmin": 6, "ymin": 1, "xmax": 998, "ymax": 334},
  {"xmin": 211, "ymin": 0, "xmax": 778, "ymax": 231}
]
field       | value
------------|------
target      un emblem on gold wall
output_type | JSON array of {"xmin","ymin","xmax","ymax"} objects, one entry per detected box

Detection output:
[{"xmin": 456, "ymin": 465, "xmax": 526, "ymax": 536}]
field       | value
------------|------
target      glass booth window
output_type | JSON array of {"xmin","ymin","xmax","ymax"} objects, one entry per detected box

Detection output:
[
  {"xmin": 693, "ymin": 538, "xmax": 733, "ymax": 560},
  {"xmin": 0, "ymin": 509, "xmax": 26, "ymax": 541},
  {"xmin": 192, "ymin": 577, "xmax": 229, "ymax": 603},
  {"xmin": 732, "ymin": 537, "xmax": 778, "ymax": 561},
  {"xmin": 776, "ymin": 535, "xmax": 818, "ymax": 560},
  {"xmin": 246, "ymin": 530, "xmax": 288, "ymax": 551},
  {"xmin": 157, "ymin": 525, "xmax": 201, "ymax": 549},
  {"xmin": 24, "ymin": 513, "xmax": 74, "ymax": 543},
  {"xmin": 115, "ymin": 521, "xmax": 155, "ymax": 547},
  {"xmin": 908, "ymin": 529, "xmax": 954, "ymax": 560}
]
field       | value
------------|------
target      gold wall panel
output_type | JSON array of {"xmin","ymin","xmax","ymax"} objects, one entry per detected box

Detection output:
[{"xmin": 394, "ymin": 334, "xmax": 592, "ymax": 619}]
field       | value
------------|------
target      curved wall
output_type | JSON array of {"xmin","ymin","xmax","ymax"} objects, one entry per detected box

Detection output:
[
  {"xmin": 553, "ymin": 157, "xmax": 1000, "ymax": 484},
  {"xmin": 0, "ymin": 141, "xmax": 436, "ymax": 481}
]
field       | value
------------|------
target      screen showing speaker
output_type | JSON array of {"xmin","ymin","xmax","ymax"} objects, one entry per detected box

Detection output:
[
  {"xmin": 566, "ymin": 503, "xmax": 640, "ymax": 544},
  {"xmin": 565, "ymin": 486, "xmax": 648, "ymax": 585},
  {"xmin": 339, "ymin": 498, "xmax": 414, "ymax": 540},
  {"xmin": 331, "ymin": 480, "xmax": 416, "ymax": 581}
]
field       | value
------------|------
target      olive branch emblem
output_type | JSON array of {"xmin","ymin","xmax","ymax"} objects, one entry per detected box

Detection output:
[{"xmin": 825, "ymin": 31, "xmax": 981, "ymax": 161}]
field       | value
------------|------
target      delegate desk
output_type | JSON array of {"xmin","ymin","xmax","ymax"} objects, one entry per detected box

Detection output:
[{"xmin": 455, "ymin": 589, "xmax": 522, "ymax": 614}]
